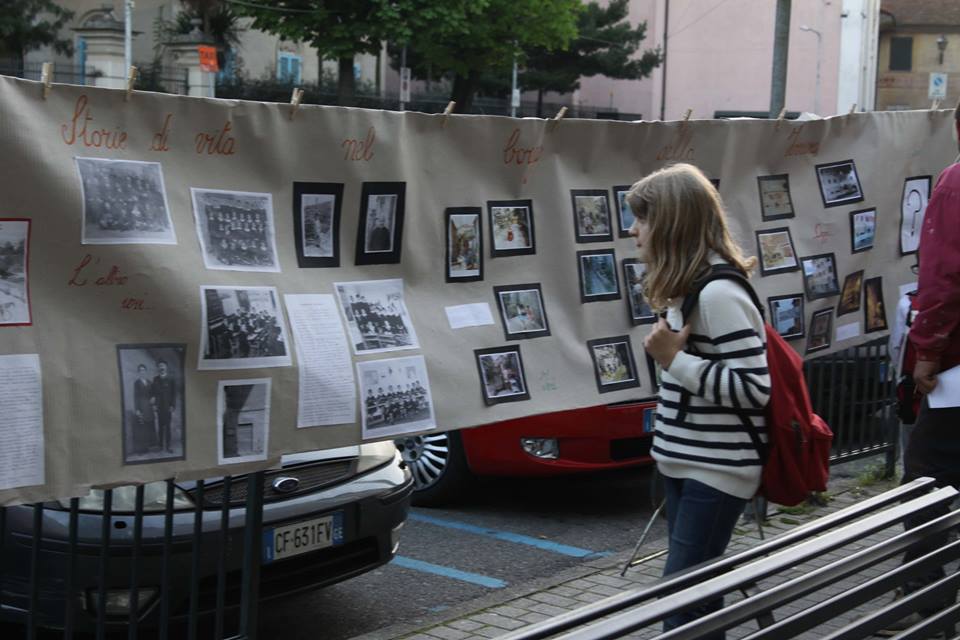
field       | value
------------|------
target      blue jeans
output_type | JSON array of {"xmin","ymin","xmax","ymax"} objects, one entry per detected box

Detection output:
[{"xmin": 662, "ymin": 475, "xmax": 747, "ymax": 638}]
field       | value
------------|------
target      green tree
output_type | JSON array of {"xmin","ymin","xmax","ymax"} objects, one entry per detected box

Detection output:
[
  {"xmin": 522, "ymin": 0, "xmax": 661, "ymax": 116},
  {"xmin": 0, "ymin": 0, "xmax": 74, "ymax": 74}
]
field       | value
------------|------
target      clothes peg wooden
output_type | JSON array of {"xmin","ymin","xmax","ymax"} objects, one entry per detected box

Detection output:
[
  {"xmin": 41, "ymin": 63, "xmax": 52, "ymax": 99},
  {"xmin": 125, "ymin": 66, "xmax": 139, "ymax": 102},
  {"xmin": 441, "ymin": 101, "xmax": 456, "ymax": 127},
  {"xmin": 289, "ymin": 88, "xmax": 305, "ymax": 120}
]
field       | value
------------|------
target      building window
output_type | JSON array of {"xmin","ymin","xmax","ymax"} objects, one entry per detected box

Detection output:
[
  {"xmin": 277, "ymin": 52, "xmax": 302, "ymax": 84},
  {"xmin": 889, "ymin": 37, "xmax": 913, "ymax": 71}
]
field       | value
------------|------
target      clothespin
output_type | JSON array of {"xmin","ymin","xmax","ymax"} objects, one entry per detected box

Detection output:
[
  {"xmin": 40, "ymin": 62, "xmax": 52, "ymax": 99},
  {"xmin": 775, "ymin": 106, "xmax": 788, "ymax": 131},
  {"xmin": 124, "ymin": 66, "xmax": 138, "ymax": 102},
  {"xmin": 441, "ymin": 101, "xmax": 456, "ymax": 128},
  {"xmin": 683, "ymin": 108, "xmax": 693, "ymax": 122},
  {"xmin": 849, "ymin": 103, "xmax": 857, "ymax": 115},
  {"xmin": 548, "ymin": 106, "xmax": 567, "ymax": 132},
  {"xmin": 289, "ymin": 87, "xmax": 305, "ymax": 120},
  {"xmin": 932, "ymin": 98, "xmax": 943, "ymax": 111}
]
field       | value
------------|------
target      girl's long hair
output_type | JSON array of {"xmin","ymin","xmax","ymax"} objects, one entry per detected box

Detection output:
[{"xmin": 625, "ymin": 163, "xmax": 756, "ymax": 310}]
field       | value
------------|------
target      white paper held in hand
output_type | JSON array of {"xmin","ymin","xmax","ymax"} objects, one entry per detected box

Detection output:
[{"xmin": 927, "ymin": 364, "xmax": 960, "ymax": 409}]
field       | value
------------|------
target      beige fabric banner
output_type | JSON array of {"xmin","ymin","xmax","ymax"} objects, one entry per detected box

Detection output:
[{"xmin": 0, "ymin": 75, "xmax": 953, "ymax": 505}]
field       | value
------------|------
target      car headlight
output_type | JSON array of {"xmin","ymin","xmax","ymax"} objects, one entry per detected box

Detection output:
[
  {"xmin": 356, "ymin": 440, "xmax": 398, "ymax": 474},
  {"xmin": 59, "ymin": 482, "xmax": 195, "ymax": 512}
]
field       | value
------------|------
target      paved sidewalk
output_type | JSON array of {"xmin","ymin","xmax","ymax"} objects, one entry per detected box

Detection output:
[{"xmin": 356, "ymin": 466, "xmax": 905, "ymax": 640}]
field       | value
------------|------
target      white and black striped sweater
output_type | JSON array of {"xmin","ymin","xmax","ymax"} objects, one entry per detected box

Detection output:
[{"xmin": 651, "ymin": 277, "xmax": 771, "ymax": 500}]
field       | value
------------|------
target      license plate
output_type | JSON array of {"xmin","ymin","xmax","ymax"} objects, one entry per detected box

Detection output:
[{"xmin": 263, "ymin": 512, "xmax": 344, "ymax": 563}]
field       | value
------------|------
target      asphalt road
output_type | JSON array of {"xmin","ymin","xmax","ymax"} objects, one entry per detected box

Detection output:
[{"xmin": 259, "ymin": 466, "xmax": 665, "ymax": 640}]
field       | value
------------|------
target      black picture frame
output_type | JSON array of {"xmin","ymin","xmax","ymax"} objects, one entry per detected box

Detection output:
[
  {"xmin": 293, "ymin": 182, "xmax": 343, "ymax": 268},
  {"xmin": 767, "ymin": 294, "xmax": 805, "ymax": 340},
  {"xmin": 806, "ymin": 308, "xmax": 834, "ymax": 354},
  {"xmin": 355, "ymin": 182, "xmax": 405, "ymax": 265},
  {"xmin": 864, "ymin": 276, "xmax": 889, "ymax": 333},
  {"xmin": 800, "ymin": 252, "xmax": 840, "ymax": 301},
  {"xmin": 849, "ymin": 207, "xmax": 877, "ymax": 254},
  {"xmin": 474, "ymin": 345, "xmax": 531, "ymax": 406},
  {"xmin": 815, "ymin": 159, "xmax": 864, "ymax": 208},
  {"xmin": 570, "ymin": 189, "xmax": 614, "ymax": 243},
  {"xmin": 837, "ymin": 270, "xmax": 864, "ymax": 316},
  {"xmin": 587, "ymin": 335, "xmax": 641, "ymax": 394},
  {"xmin": 646, "ymin": 352, "xmax": 660, "ymax": 393},
  {"xmin": 445, "ymin": 207, "xmax": 483, "ymax": 283},
  {"xmin": 487, "ymin": 199, "xmax": 536, "ymax": 257},
  {"xmin": 757, "ymin": 174, "xmax": 796, "ymax": 221},
  {"xmin": 612, "ymin": 185, "xmax": 634, "ymax": 238},
  {"xmin": 622, "ymin": 258, "xmax": 656, "ymax": 325},
  {"xmin": 493, "ymin": 283, "xmax": 551, "ymax": 340},
  {"xmin": 577, "ymin": 249, "xmax": 621, "ymax": 303},
  {"xmin": 755, "ymin": 226, "xmax": 800, "ymax": 276},
  {"xmin": 899, "ymin": 175, "xmax": 931, "ymax": 256}
]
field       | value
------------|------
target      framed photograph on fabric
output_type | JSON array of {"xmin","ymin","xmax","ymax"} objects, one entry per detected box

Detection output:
[
  {"xmin": 334, "ymin": 279, "xmax": 420, "ymax": 355},
  {"xmin": 864, "ymin": 277, "xmax": 888, "ymax": 333},
  {"xmin": 198, "ymin": 286, "xmax": 292, "ymax": 370},
  {"xmin": 474, "ymin": 345, "xmax": 530, "ymax": 405},
  {"xmin": 622, "ymin": 258, "xmax": 655, "ymax": 325},
  {"xmin": 757, "ymin": 174, "xmax": 795, "ymax": 221},
  {"xmin": 756, "ymin": 227, "xmax": 799, "ymax": 275},
  {"xmin": 577, "ymin": 249, "xmax": 620, "ymax": 303},
  {"xmin": 570, "ymin": 189, "xmax": 613, "ymax": 243},
  {"xmin": 613, "ymin": 185, "xmax": 634, "ymax": 238},
  {"xmin": 493, "ymin": 283, "xmax": 550, "ymax": 340},
  {"xmin": 355, "ymin": 182, "xmax": 405, "ymax": 265},
  {"xmin": 849, "ymin": 208, "xmax": 876, "ymax": 254},
  {"xmin": 900, "ymin": 176, "xmax": 931, "ymax": 255},
  {"xmin": 293, "ymin": 182, "xmax": 343, "ymax": 268},
  {"xmin": 815, "ymin": 159, "xmax": 864, "ymax": 208},
  {"xmin": 191, "ymin": 188, "xmax": 279, "ymax": 272},
  {"xmin": 217, "ymin": 378, "xmax": 271, "ymax": 465},
  {"xmin": 806, "ymin": 308, "xmax": 834, "ymax": 354},
  {"xmin": 0, "ymin": 219, "xmax": 31, "ymax": 326},
  {"xmin": 445, "ymin": 207, "xmax": 483, "ymax": 282},
  {"xmin": 800, "ymin": 253, "xmax": 840, "ymax": 301},
  {"xmin": 488, "ymin": 200, "xmax": 535, "ymax": 257},
  {"xmin": 837, "ymin": 271, "xmax": 864, "ymax": 316},
  {"xmin": 587, "ymin": 335, "xmax": 641, "ymax": 394},
  {"xmin": 357, "ymin": 355, "xmax": 436, "ymax": 439},
  {"xmin": 767, "ymin": 294, "xmax": 804, "ymax": 340}
]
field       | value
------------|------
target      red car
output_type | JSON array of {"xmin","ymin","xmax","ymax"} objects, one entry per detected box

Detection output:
[{"xmin": 395, "ymin": 399, "xmax": 657, "ymax": 505}]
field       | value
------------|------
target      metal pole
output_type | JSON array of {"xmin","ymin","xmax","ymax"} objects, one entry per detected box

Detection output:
[
  {"xmin": 399, "ymin": 46, "xmax": 407, "ymax": 111},
  {"xmin": 510, "ymin": 54, "xmax": 518, "ymax": 118},
  {"xmin": 769, "ymin": 0, "xmax": 791, "ymax": 118},
  {"xmin": 124, "ymin": 0, "xmax": 133, "ymax": 73},
  {"xmin": 659, "ymin": 0, "xmax": 669, "ymax": 120}
]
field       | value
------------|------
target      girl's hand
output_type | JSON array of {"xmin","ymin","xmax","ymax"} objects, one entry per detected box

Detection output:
[{"xmin": 643, "ymin": 317, "xmax": 691, "ymax": 370}]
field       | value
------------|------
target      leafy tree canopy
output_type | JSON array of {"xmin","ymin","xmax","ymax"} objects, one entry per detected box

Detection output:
[{"xmin": 0, "ymin": 0, "xmax": 74, "ymax": 64}]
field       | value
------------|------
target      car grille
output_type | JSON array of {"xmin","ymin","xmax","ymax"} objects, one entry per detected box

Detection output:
[
  {"xmin": 195, "ymin": 459, "xmax": 357, "ymax": 507},
  {"xmin": 610, "ymin": 437, "xmax": 652, "ymax": 461}
]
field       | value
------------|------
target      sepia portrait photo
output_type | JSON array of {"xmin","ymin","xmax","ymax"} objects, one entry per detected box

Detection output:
[
  {"xmin": 217, "ymin": 378, "xmax": 271, "ymax": 465},
  {"xmin": 900, "ymin": 176, "xmax": 931, "ymax": 255},
  {"xmin": 474, "ymin": 346, "xmax": 530, "ymax": 405},
  {"xmin": 494, "ymin": 284, "xmax": 550, "ymax": 340},
  {"xmin": 191, "ymin": 188, "xmax": 279, "ymax": 272},
  {"xmin": 199, "ymin": 286, "xmax": 292, "ymax": 370},
  {"xmin": 864, "ymin": 277, "xmax": 888, "ymax": 333},
  {"xmin": 488, "ymin": 200, "xmax": 535, "ymax": 257},
  {"xmin": 807, "ymin": 308, "xmax": 834, "ymax": 353},
  {"xmin": 837, "ymin": 271, "xmax": 864, "ymax": 316},
  {"xmin": 768, "ymin": 294, "xmax": 804, "ymax": 340},
  {"xmin": 0, "ymin": 219, "xmax": 31, "ymax": 326},
  {"xmin": 117, "ymin": 344, "xmax": 186, "ymax": 465},
  {"xmin": 757, "ymin": 174, "xmax": 795, "ymax": 220},
  {"xmin": 446, "ymin": 207, "xmax": 483, "ymax": 282},
  {"xmin": 75, "ymin": 157, "xmax": 176, "ymax": 245},
  {"xmin": 613, "ymin": 185, "xmax": 635, "ymax": 237},
  {"xmin": 815, "ymin": 159, "xmax": 864, "ymax": 208},
  {"xmin": 358, "ymin": 355, "xmax": 436, "ymax": 439},
  {"xmin": 578, "ymin": 249, "xmax": 620, "ymax": 302},
  {"xmin": 293, "ymin": 182, "xmax": 343, "ymax": 268},
  {"xmin": 571, "ymin": 190, "xmax": 613, "ymax": 243},
  {"xmin": 801, "ymin": 253, "xmax": 840, "ymax": 301},
  {"xmin": 335, "ymin": 279, "xmax": 420, "ymax": 355},
  {"xmin": 756, "ymin": 227, "xmax": 799, "ymax": 275},
  {"xmin": 623, "ymin": 259, "xmax": 655, "ymax": 325},
  {"xmin": 850, "ymin": 208, "xmax": 877, "ymax": 254},
  {"xmin": 356, "ymin": 182, "xmax": 405, "ymax": 265},
  {"xmin": 587, "ymin": 336, "xmax": 640, "ymax": 393}
]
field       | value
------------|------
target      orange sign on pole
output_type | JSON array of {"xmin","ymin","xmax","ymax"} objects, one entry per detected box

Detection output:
[{"xmin": 198, "ymin": 46, "xmax": 219, "ymax": 72}]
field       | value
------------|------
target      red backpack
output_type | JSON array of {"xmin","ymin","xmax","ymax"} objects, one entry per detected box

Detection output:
[{"xmin": 681, "ymin": 265, "xmax": 833, "ymax": 506}]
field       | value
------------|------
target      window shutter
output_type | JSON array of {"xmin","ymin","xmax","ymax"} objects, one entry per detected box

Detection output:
[{"xmin": 889, "ymin": 37, "xmax": 913, "ymax": 72}]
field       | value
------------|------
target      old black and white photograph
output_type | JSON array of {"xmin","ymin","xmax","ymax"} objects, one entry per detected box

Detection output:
[
  {"xmin": 571, "ymin": 190, "xmax": 613, "ymax": 243},
  {"xmin": 900, "ymin": 176, "xmax": 931, "ymax": 255},
  {"xmin": 475, "ymin": 346, "xmax": 530, "ymax": 405},
  {"xmin": 335, "ymin": 279, "xmax": 420, "ymax": 355},
  {"xmin": 217, "ymin": 378, "xmax": 271, "ymax": 465},
  {"xmin": 494, "ymin": 284, "xmax": 550, "ymax": 340},
  {"xmin": 757, "ymin": 174, "xmax": 795, "ymax": 221},
  {"xmin": 800, "ymin": 253, "xmax": 840, "ymax": 301},
  {"xmin": 623, "ymin": 259, "xmax": 655, "ymax": 325},
  {"xmin": 587, "ymin": 336, "xmax": 640, "ymax": 394},
  {"xmin": 191, "ymin": 188, "xmax": 280, "ymax": 272},
  {"xmin": 356, "ymin": 182, "xmax": 405, "ymax": 265},
  {"xmin": 756, "ymin": 227, "xmax": 799, "ymax": 275},
  {"xmin": 199, "ymin": 286, "xmax": 292, "ymax": 370},
  {"xmin": 578, "ymin": 249, "xmax": 620, "ymax": 303},
  {"xmin": 446, "ymin": 207, "xmax": 483, "ymax": 282},
  {"xmin": 768, "ymin": 294, "xmax": 805, "ymax": 340},
  {"xmin": 358, "ymin": 356, "xmax": 435, "ymax": 439},
  {"xmin": 75, "ymin": 157, "xmax": 176, "ymax": 245},
  {"xmin": 0, "ymin": 219, "xmax": 31, "ymax": 326},
  {"xmin": 807, "ymin": 308, "xmax": 834, "ymax": 353},
  {"xmin": 293, "ymin": 182, "xmax": 343, "ymax": 268},
  {"xmin": 850, "ymin": 208, "xmax": 877, "ymax": 253},
  {"xmin": 815, "ymin": 159, "xmax": 864, "ymax": 208},
  {"xmin": 488, "ymin": 200, "xmax": 535, "ymax": 257},
  {"xmin": 117, "ymin": 344, "xmax": 186, "ymax": 465},
  {"xmin": 613, "ymin": 185, "xmax": 635, "ymax": 237}
]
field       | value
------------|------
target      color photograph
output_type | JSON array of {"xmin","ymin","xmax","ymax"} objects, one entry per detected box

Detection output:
[
  {"xmin": 864, "ymin": 277, "xmax": 888, "ymax": 333},
  {"xmin": 494, "ymin": 284, "xmax": 550, "ymax": 340},
  {"xmin": 815, "ymin": 159, "xmax": 864, "ymax": 208},
  {"xmin": 446, "ymin": 208, "xmax": 483, "ymax": 282},
  {"xmin": 577, "ymin": 250, "xmax": 620, "ymax": 302},
  {"xmin": 837, "ymin": 271, "xmax": 864, "ymax": 316},
  {"xmin": 768, "ymin": 294, "xmax": 804, "ymax": 340},
  {"xmin": 571, "ymin": 190, "xmax": 613, "ymax": 243},
  {"xmin": 488, "ymin": 200, "xmax": 535, "ymax": 256},
  {"xmin": 801, "ymin": 253, "xmax": 840, "ymax": 301},
  {"xmin": 474, "ymin": 346, "xmax": 530, "ymax": 405},
  {"xmin": 587, "ymin": 336, "xmax": 640, "ymax": 393},
  {"xmin": 756, "ymin": 227, "xmax": 799, "ymax": 275},
  {"xmin": 613, "ymin": 185, "xmax": 634, "ymax": 237},
  {"xmin": 757, "ymin": 174, "xmax": 795, "ymax": 220},
  {"xmin": 806, "ymin": 308, "xmax": 834, "ymax": 353},
  {"xmin": 623, "ymin": 259, "xmax": 655, "ymax": 325},
  {"xmin": 849, "ymin": 208, "xmax": 876, "ymax": 254}
]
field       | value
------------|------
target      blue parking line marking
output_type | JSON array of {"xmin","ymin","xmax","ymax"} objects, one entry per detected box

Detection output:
[
  {"xmin": 408, "ymin": 512, "xmax": 610, "ymax": 558},
  {"xmin": 392, "ymin": 556, "xmax": 507, "ymax": 588}
]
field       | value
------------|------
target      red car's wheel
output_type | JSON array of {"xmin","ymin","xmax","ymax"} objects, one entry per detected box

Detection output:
[{"xmin": 396, "ymin": 430, "xmax": 471, "ymax": 506}]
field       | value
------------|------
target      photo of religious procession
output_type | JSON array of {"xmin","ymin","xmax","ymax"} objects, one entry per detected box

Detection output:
[
  {"xmin": 335, "ymin": 279, "xmax": 420, "ymax": 355},
  {"xmin": 837, "ymin": 271, "xmax": 864, "ymax": 316},
  {"xmin": 0, "ymin": 219, "xmax": 31, "ymax": 325},
  {"xmin": 75, "ymin": 157, "xmax": 176, "ymax": 244},
  {"xmin": 757, "ymin": 174, "xmax": 795, "ymax": 220},
  {"xmin": 613, "ymin": 186, "xmax": 635, "ymax": 237},
  {"xmin": 474, "ymin": 346, "xmax": 529, "ymax": 405},
  {"xmin": 807, "ymin": 308, "xmax": 834, "ymax": 353},
  {"xmin": 768, "ymin": 294, "xmax": 804, "ymax": 339},
  {"xmin": 488, "ymin": 201, "xmax": 535, "ymax": 256},
  {"xmin": 217, "ymin": 378, "xmax": 271, "ymax": 465},
  {"xmin": 191, "ymin": 188, "xmax": 279, "ymax": 272},
  {"xmin": 494, "ymin": 284, "xmax": 550, "ymax": 339},
  {"xmin": 302, "ymin": 194, "xmax": 336, "ymax": 258},
  {"xmin": 116, "ymin": 344, "xmax": 186, "ymax": 465},
  {"xmin": 900, "ymin": 176, "xmax": 930, "ymax": 255},
  {"xmin": 199, "ymin": 286, "xmax": 291, "ymax": 370},
  {"xmin": 578, "ymin": 250, "xmax": 620, "ymax": 302},
  {"xmin": 850, "ymin": 208, "xmax": 877, "ymax": 253},
  {"xmin": 815, "ymin": 159, "xmax": 864, "ymax": 207},
  {"xmin": 587, "ymin": 336, "xmax": 640, "ymax": 393},
  {"xmin": 571, "ymin": 190, "xmax": 613, "ymax": 242},
  {"xmin": 358, "ymin": 356, "xmax": 435, "ymax": 439},
  {"xmin": 447, "ymin": 209, "xmax": 482, "ymax": 281},
  {"xmin": 801, "ymin": 254, "xmax": 840, "ymax": 301},
  {"xmin": 623, "ymin": 259, "xmax": 655, "ymax": 324},
  {"xmin": 756, "ymin": 227, "xmax": 799, "ymax": 275},
  {"xmin": 864, "ymin": 277, "xmax": 888, "ymax": 333}
]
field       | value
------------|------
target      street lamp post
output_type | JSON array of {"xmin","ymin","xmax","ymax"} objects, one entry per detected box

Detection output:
[{"xmin": 800, "ymin": 24, "xmax": 822, "ymax": 115}]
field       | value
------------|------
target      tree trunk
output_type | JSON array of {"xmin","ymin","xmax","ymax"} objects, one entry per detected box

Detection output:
[
  {"xmin": 537, "ymin": 89, "xmax": 544, "ymax": 118},
  {"xmin": 451, "ymin": 70, "xmax": 479, "ymax": 114},
  {"xmin": 338, "ymin": 56, "xmax": 356, "ymax": 106}
]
